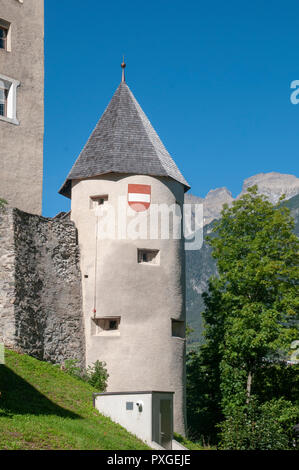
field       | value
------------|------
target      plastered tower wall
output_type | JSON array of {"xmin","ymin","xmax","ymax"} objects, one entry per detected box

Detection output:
[
  {"xmin": 71, "ymin": 173, "xmax": 187, "ymax": 435},
  {"xmin": 0, "ymin": 0, "xmax": 44, "ymax": 214}
]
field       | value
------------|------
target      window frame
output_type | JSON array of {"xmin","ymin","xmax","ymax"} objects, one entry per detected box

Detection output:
[
  {"xmin": 0, "ymin": 73, "xmax": 20, "ymax": 125},
  {"xmin": 0, "ymin": 25, "xmax": 8, "ymax": 51},
  {"xmin": 0, "ymin": 85, "xmax": 8, "ymax": 117},
  {"xmin": 0, "ymin": 19, "xmax": 11, "ymax": 52}
]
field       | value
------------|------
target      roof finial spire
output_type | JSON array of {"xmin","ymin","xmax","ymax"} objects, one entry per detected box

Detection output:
[{"xmin": 121, "ymin": 56, "xmax": 126, "ymax": 83}]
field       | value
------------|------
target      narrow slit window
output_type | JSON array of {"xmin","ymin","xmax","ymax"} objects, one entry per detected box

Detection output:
[{"xmin": 137, "ymin": 249, "xmax": 160, "ymax": 265}]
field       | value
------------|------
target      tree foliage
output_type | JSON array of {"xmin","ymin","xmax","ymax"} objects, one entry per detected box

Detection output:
[
  {"xmin": 219, "ymin": 398, "xmax": 299, "ymax": 450},
  {"xmin": 187, "ymin": 186, "xmax": 299, "ymax": 447},
  {"xmin": 207, "ymin": 186, "xmax": 298, "ymax": 411}
]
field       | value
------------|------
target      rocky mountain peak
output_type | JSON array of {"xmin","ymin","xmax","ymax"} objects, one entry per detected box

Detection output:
[
  {"xmin": 186, "ymin": 172, "xmax": 299, "ymax": 227},
  {"xmin": 205, "ymin": 187, "xmax": 233, "ymax": 200},
  {"xmin": 238, "ymin": 172, "xmax": 299, "ymax": 204}
]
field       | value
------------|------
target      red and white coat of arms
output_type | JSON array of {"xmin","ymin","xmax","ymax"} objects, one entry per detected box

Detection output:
[{"xmin": 128, "ymin": 184, "xmax": 151, "ymax": 212}]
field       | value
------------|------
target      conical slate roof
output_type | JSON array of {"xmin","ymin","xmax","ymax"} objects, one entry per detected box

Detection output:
[{"xmin": 59, "ymin": 81, "xmax": 190, "ymax": 198}]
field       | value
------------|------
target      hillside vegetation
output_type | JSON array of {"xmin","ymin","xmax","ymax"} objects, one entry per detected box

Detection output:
[{"xmin": 0, "ymin": 349, "xmax": 149, "ymax": 450}]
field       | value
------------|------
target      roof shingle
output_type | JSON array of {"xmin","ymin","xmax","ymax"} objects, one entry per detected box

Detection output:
[{"xmin": 59, "ymin": 82, "xmax": 190, "ymax": 197}]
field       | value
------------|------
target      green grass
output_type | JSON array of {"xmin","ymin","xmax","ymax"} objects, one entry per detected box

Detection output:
[
  {"xmin": 174, "ymin": 433, "xmax": 215, "ymax": 450},
  {"xmin": 0, "ymin": 349, "xmax": 150, "ymax": 450}
]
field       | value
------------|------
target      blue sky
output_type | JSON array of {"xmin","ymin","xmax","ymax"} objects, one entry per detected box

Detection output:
[{"xmin": 43, "ymin": 0, "xmax": 299, "ymax": 216}]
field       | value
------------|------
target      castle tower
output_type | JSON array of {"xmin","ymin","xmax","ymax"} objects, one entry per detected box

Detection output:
[
  {"xmin": 59, "ymin": 65, "xmax": 190, "ymax": 435},
  {"xmin": 0, "ymin": 0, "xmax": 44, "ymax": 214}
]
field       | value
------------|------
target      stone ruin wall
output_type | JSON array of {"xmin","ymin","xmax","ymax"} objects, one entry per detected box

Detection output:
[{"xmin": 0, "ymin": 206, "xmax": 85, "ymax": 367}]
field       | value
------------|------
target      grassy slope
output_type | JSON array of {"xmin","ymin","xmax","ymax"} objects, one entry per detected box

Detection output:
[
  {"xmin": 0, "ymin": 349, "xmax": 149, "ymax": 450},
  {"xmin": 173, "ymin": 433, "xmax": 213, "ymax": 450}
]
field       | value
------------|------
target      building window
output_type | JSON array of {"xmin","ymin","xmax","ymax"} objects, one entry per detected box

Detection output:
[
  {"xmin": 91, "ymin": 317, "xmax": 121, "ymax": 336},
  {"xmin": 0, "ymin": 26, "xmax": 7, "ymax": 50},
  {"xmin": 0, "ymin": 74, "xmax": 20, "ymax": 125},
  {"xmin": 137, "ymin": 249, "xmax": 160, "ymax": 265},
  {"xmin": 90, "ymin": 195, "xmax": 108, "ymax": 210},
  {"xmin": 0, "ymin": 20, "xmax": 11, "ymax": 52},
  {"xmin": 0, "ymin": 85, "xmax": 8, "ymax": 117},
  {"xmin": 171, "ymin": 320, "xmax": 185, "ymax": 339}
]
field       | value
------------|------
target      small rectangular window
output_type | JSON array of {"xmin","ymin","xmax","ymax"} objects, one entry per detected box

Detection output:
[
  {"xmin": 90, "ymin": 195, "xmax": 108, "ymax": 210},
  {"xmin": 0, "ymin": 19, "xmax": 11, "ymax": 52},
  {"xmin": 0, "ymin": 74, "xmax": 20, "ymax": 125},
  {"xmin": 126, "ymin": 402, "xmax": 134, "ymax": 411},
  {"xmin": 0, "ymin": 26, "xmax": 8, "ymax": 50},
  {"xmin": 91, "ymin": 317, "xmax": 121, "ymax": 336},
  {"xmin": 137, "ymin": 249, "xmax": 160, "ymax": 265},
  {"xmin": 172, "ymin": 320, "xmax": 185, "ymax": 338}
]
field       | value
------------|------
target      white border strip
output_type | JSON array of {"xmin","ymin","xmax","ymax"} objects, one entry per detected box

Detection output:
[{"xmin": 128, "ymin": 193, "xmax": 151, "ymax": 203}]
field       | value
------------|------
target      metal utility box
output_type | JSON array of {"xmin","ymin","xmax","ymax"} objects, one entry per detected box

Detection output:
[{"xmin": 93, "ymin": 391, "xmax": 174, "ymax": 449}]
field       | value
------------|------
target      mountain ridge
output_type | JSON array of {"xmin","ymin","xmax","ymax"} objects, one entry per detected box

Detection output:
[{"xmin": 185, "ymin": 172, "xmax": 299, "ymax": 227}]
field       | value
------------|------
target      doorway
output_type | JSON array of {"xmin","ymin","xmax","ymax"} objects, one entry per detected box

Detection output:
[{"xmin": 160, "ymin": 399, "xmax": 172, "ymax": 450}]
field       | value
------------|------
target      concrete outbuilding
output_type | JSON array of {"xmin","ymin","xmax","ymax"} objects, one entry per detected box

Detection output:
[{"xmin": 94, "ymin": 391, "xmax": 175, "ymax": 449}]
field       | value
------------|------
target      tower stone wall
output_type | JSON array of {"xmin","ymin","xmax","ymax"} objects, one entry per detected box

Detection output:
[
  {"xmin": 0, "ymin": 0, "xmax": 44, "ymax": 214},
  {"xmin": 0, "ymin": 205, "xmax": 85, "ymax": 366}
]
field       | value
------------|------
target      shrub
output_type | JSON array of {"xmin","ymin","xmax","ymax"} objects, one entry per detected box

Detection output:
[
  {"xmin": 85, "ymin": 360, "xmax": 109, "ymax": 391},
  {"xmin": 61, "ymin": 359, "xmax": 109, "ymax": 392},
  {"xmin": 219, "ymin": 398, "xmax": 299, "ymax": 450}
]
